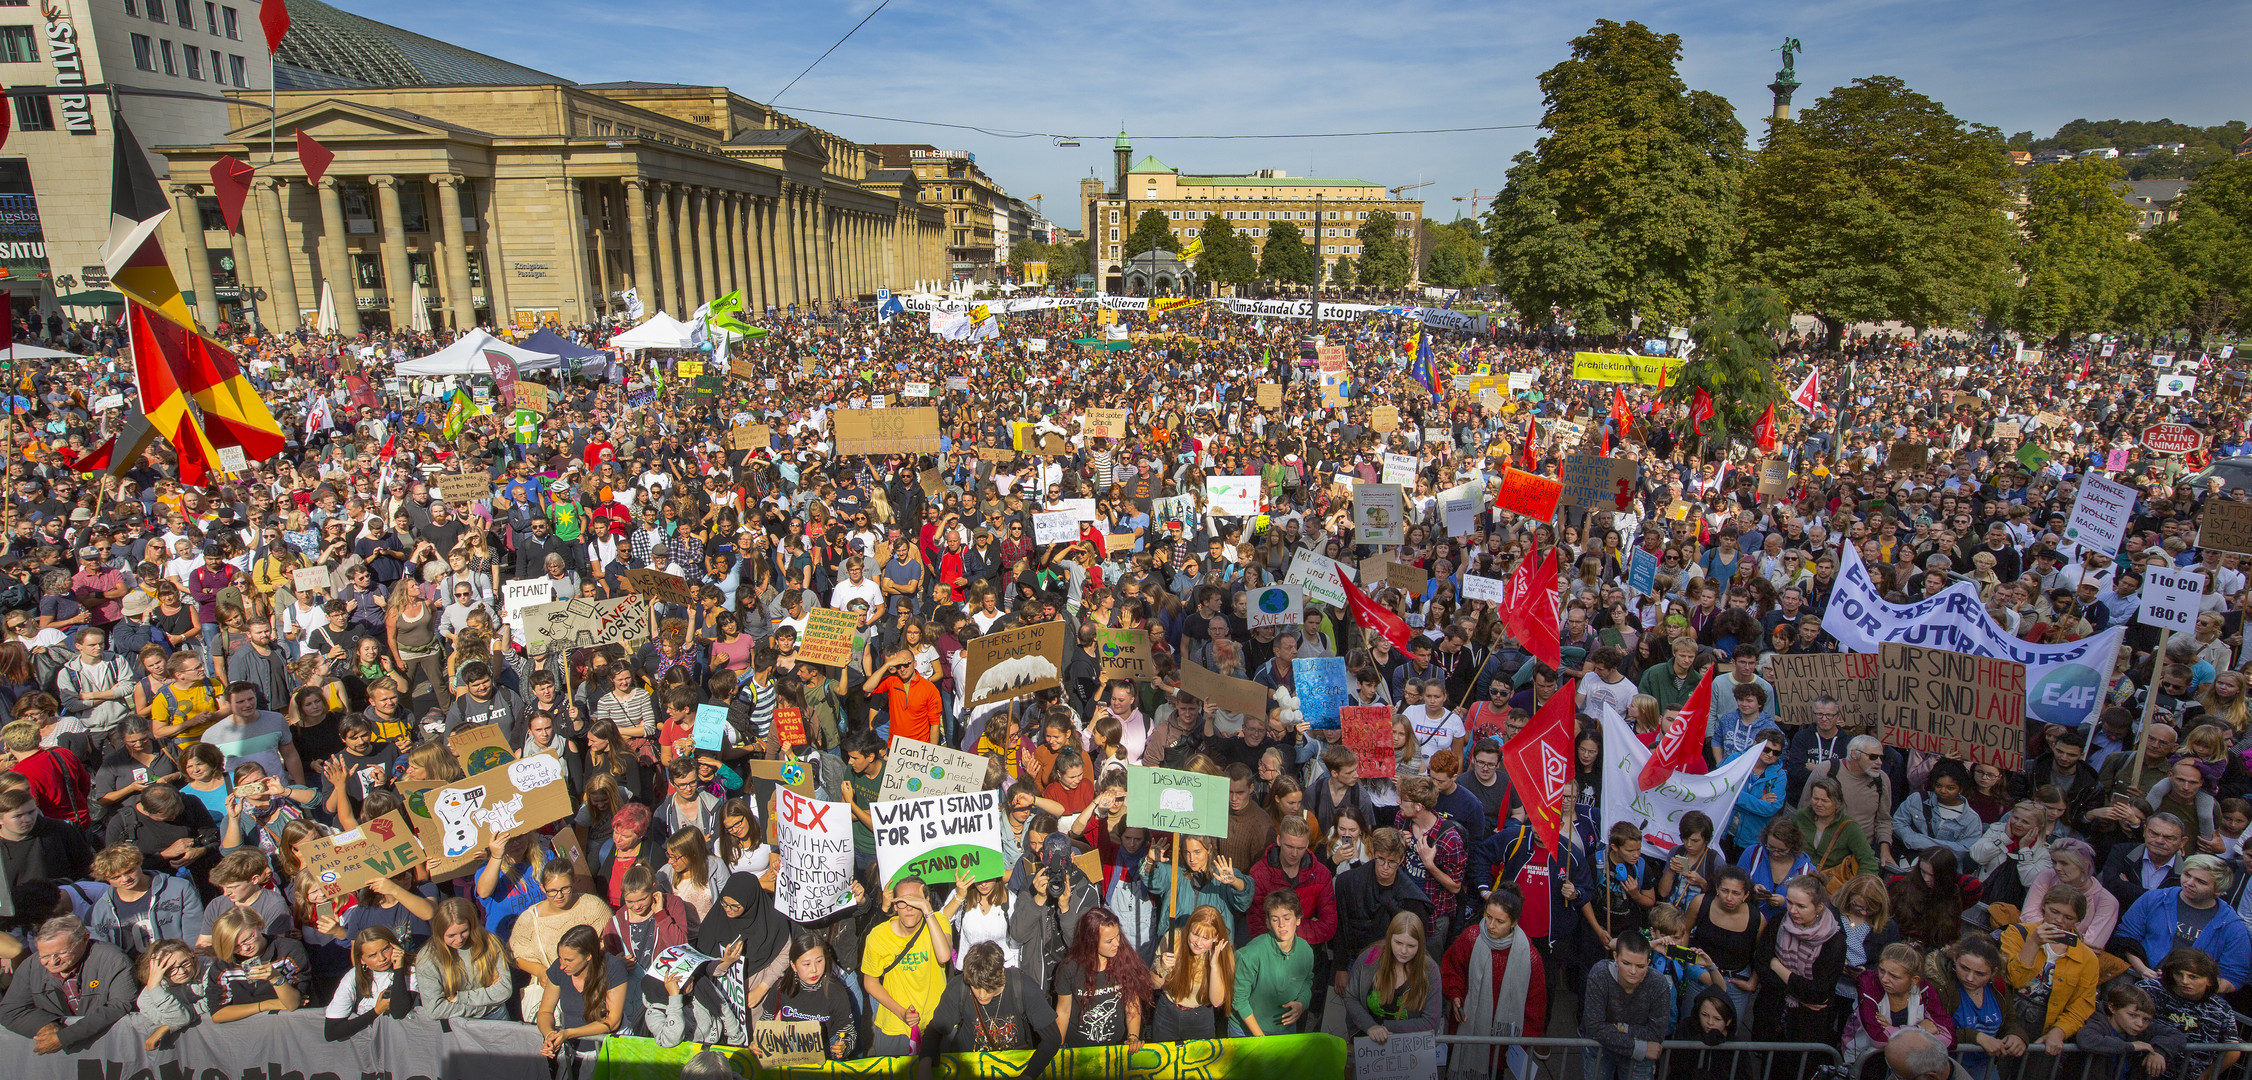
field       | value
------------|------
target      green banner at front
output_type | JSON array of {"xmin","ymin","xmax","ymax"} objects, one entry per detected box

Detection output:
[{"xmin": 588, "ymin": 1033, "xmax": 1347, "ymax": 1080}]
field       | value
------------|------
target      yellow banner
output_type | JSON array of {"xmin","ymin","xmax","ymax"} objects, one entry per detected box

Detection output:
[{"xmin": 1572, "ymin": 351, "xmax": 1686, "ymax": 386}]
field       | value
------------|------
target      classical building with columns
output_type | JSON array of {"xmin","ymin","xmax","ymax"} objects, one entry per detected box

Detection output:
[{"xmin": 153, "ymin": 77, "xmax": 948, "ymax": 334}]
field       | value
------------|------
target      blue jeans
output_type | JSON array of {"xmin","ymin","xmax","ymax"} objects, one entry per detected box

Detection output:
[{"xmin": 1583, "ymin": 1048, "xmax": 1657, "ymax": 1080}]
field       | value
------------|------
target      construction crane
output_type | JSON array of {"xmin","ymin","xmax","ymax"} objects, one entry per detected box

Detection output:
[
  {"xmin": 1390, "ymin": 181, "xmax": 1434, "ymax": 200},
  {"xmin": 1453, "ymin": 189, "xmax": 1490, "ymax": 216}
]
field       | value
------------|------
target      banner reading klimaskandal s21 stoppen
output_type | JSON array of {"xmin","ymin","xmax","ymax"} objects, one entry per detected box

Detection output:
[{"xmin": 1821, "ymin": 544, "xmax": 2124, "ymax": 728}]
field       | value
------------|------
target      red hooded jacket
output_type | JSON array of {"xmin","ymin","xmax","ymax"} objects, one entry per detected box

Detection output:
[{"xmin": 1246, "ymin": 841, "xmax": 1339, "ymax": 945}]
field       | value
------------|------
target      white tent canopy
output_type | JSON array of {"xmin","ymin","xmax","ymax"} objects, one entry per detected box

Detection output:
[
  {"xmin": 1, "ymin": 343, "xmax": 84, "ymax": 360},
  {"xmin": 607, "ymin": 312, "xmax": 700, "ymax": 352},
  {"xmin": 392, "ymin": 328, "xmax": 561, "ymax": 376}
]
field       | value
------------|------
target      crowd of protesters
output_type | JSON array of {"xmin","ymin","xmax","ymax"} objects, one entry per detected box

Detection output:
[{"xmin": 0, "ymin": 293, "xmax": 2245, "ymax": 1080}]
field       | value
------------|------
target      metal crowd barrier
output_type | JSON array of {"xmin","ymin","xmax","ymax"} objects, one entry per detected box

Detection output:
[
  {"xmin": 1432, "ymin": 1034, "xmax": 1844, "ymax": 1080},
  {"xmin": 1850, "ymin": 1039, "xmax": 2252, "ymax": 1080}
]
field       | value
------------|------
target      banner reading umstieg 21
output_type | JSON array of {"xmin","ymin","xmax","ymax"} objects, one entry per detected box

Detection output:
[{"xmin": 1821, "ymin": 545, "xmax": 2123, "ymax": 728}]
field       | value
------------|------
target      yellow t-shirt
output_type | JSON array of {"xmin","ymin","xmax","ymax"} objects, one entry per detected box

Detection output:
[
  {"xmin": 153, "ymin": 678, "xmax": 225, "ymax": 748},
  {"xmin": 861, "ymin": 911, "xmax": 952, "ymax": 1035}
]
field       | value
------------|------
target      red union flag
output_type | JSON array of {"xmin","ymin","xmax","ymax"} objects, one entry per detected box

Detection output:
[
  {"xmin": 1639, "ymin": 665, "xmax": 1712, "ymax": 788},
  {"xmin": 1503, "ymin": 687, "xmax": 1575, "ymax": 857},
  {"xmin": 1498, "ymin": 543, "xmax": 1561, "ymax": 668},
  {"xmin": 1791, "ymin": 369, "xmax": 1822, "ymax": 413}
]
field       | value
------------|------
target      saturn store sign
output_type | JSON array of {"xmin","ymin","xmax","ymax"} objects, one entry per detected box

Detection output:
[{"xmin": 44, "ymin": 4, "xmax": 96, "ymax": 135}]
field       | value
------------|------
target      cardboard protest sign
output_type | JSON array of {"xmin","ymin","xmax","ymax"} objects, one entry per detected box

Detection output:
[
  {"xmin": 1341, "ymin": 706, "xmax": 1396, "ymax": 778},
  {"xmin": 447, "ymin": 724, "xmax": 517, "ymax": 774},
  {"xmin": 1758, "ymin": 458, "xmax": 1791, "ymax": 498},
  {"xmin": 297, "ymin": 812, "xmax": 423, "ymax": 896},
  {"xmin": 1878, "ymin": 643, "xmax": 2026, "ymax": 770},
  {"xmin": 1560, "ymin": 454, "xmax": 1640, "ymax": 511},
  {"xmin": 1371, "ymin": 406, "xmax": 1399, "ymax": 432},
  {"xmin": 1083, "ymin": 408, "xmax": 1129, "ymax": 439},
  {"xmin": 1256, "ymin": 383, "xmax": 1282, "ymax": 409},
  {"xmin": 434, "ymin": 473, "xmax": 492, "ymax": 504},
  {"xmin": 1493, "ymin": 467, "xmax": 1563, "ymax": 521},
  {"xmin": 918, "ymin": 468, "xmax": 944, "ymax": 497},
  {"xmin": 1385, "ymin": 561, "xmax": 1429, "ymax": 594},
  {"xmin": 2203, "ymin": 500, "xmax": 2252, "ymax": 556},
  {"xmin": 1769, "ymin": 652, "xmax": 1879, "ymax": 730},
  {"xmin": 832, "ymin": 407, "xmax": 941, "ymax": 456},
  {"xmin": 291, "ymin": 567, "xmax": 331, "ymax": 593},
  {"xmin": 745, "ymin": 756, "xmax": 815, "ymax": 796},
  {"xmin": 1885, "ymin": 442, "xmax": 1930, "ymax": 469},
  {"xmin": 1178, "ymin": 659, "xmax": 1270, "ymax": 718},
  {"xmin": 871, "ymin": 789, "xmax": 1006, "ymax": 887},
  {"xmin": 795, "ymin": 607, "xmax": 861, "ymax": 669},
  {"xmin": 753, "ymin": 1019, "xmax": 826, "ymax": 1067},
  {"xmin": 519, "ymin": 594, "xmax": 648, "ymax": 655},
  {"xmin": 623, "ymin": 568, "xmax": 692, "ymax": 606},
  {"xmin": 775, "ymin": 786, "xmax": 856, "ymax": 923},
  {"xmin": 729, "ymin": 424, "xmax": 770, "ymax": 451},
  {"xmin": 514, "ymin": 381, "xmax": 550, "ymax": 414},
  {"xmin": 878, "ymin": 736, "xmax": 987, "ymax": 801},
  {"xmin": 1125, "ymin": 766, "xmax": 1228, "ymax": 834},
  {"xmin": 1098, "ymin": 628, "xmax": 1155, "ymax": 682},
  {"xmin": 962, "ymin": 620, "xmax": 1066, "ymax": 709},
  {"xmin": 401, "ymin": 752, "xmax": 573, "ymax": 880},
  {"xmin": 1993, "ymin": 421, "xmax": 2022, "ymax": 440},
  {"xmin": 1246, "ymin": 585, "xmax": 1301, "ymax": 629},
  {"xmin": 1294, "ymin": 656, "xmax": 1348, "ymax": 730}
]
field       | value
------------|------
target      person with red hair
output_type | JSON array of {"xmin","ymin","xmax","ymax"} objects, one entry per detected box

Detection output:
[{"xmin": 1054, "ymin": 906, "xmax": 1156, "ymax": 1052}]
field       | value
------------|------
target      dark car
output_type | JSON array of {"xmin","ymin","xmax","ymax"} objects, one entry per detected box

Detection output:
[{"xmin": 2185, "ymin": 456, "xmax": 2252, "ymax": 496}]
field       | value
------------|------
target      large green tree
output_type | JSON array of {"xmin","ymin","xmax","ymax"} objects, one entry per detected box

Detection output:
[
  {"xmin": 1422, "ymin": 218, "xmax": 1489, "ymax": 288},
  {"xmin": 1193, "ymin": 214, "xmax": 1259, "ymax": 287},
  {"xmin": 1006, "ymin": 237, "xmax": 1089, "ymax": 285},
  {"xmin": 1329, "ymin": 256, "xmax": 1356, "ymax": 287},
  {"xmin": 1484, "ymin": 20, "xmax": 1745, "ymax": 334},
  {"xmin": 2144, "ymin": 157, "xmax": 2252, "ymax": 345},
  {"xmin": 1739, "ymin": 76, "xmax": 2014, "ymax": 344},
  {"xmin": 1356, "ymin": 209, "xmax": 1416, "ymax": 289},
  {"xmin": 1123, "ymin": 208, "xmax": 1179, "ymax": 259},
  {"xmin": 2011, "ymin": 158, "xmax": 2141, "ymax": 345},
  {"xmin": 1662, "ymin": 284, "xmax": 1789, "ymax": 446},
  {"xmin": 1258, "ymin": 220, "xmax": 1320, "ymax": 285}
]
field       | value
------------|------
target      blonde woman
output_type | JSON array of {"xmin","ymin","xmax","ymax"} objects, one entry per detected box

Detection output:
[
  {"xmin": 415, "ymin": 896, "xmax": 513, "ymax": 1019},
  {"xmin": 1344, "ymin": 909, "xmax": 1441, "ymax": 1044},
  {"xmin": 1149, "ymin": 903, "xmax": 1236, "ymax": 1041},
  {"xmin": 659, "ymin": 826, "xmax": 729, "ymax": 923}
]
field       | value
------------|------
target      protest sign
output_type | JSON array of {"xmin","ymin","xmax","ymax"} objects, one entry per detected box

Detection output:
[
  {"xmin": 1097, "ymin": 627, "xmax": 1155, "ymax": 682},
  {"xmin": 729, "ymin": 424, "xmax": 770, "ymax": 451},
  {"xmin": 899, "ymin": 381, "xmax": 932, "ymax": 399},
  {"xmin": 291, "ymin": 567, "xmax": 331, "ymax": 593},
  {"xmin": 1354, "ymin": 483, "xmax": 1405, "ymax": 545},
  {"xmin": 402, "ymin": 753, "xmax": 573, "ymax": 880},
  {"xmin": 1084, "ymin": 408, "xmax": 1128, "ymax": 439},
  {"xmin": 2139, "ymin": 565, "xmax": 2205, "ymax": 634},
  {"xmin": 1627, "ymin": 547, "xmax": 1659, "ymax": 595},
  {"xmin": 1256, "ymin": 383, "xmax": 1282, "ymax": 409},
  {"xmin": 1285, "ymin": 547, "xmax": 1353, "ymax": 608},
  {"xmin": 1381, "ymin": 452, "xmax": 1419, "ymax": 487},
  {"xmin": 2203, "ymin": 500, "xmax": 2252, "ymax": 556},
  {"xmin": 1354, "ymin": 1030, "xmax": 1435, "ymax": 1080},
  {"xmin": 796, "ymin": 607, "xmax": 861, "ymax": 668},
  {"xmin": 447, "ymin": 724, "xmax": 516, "ymax": 774},
  {"xmin": 501, "ymin": 578, "xmax": 555, "ymax": 615},
  {"xmin": 878, "ymin": 736, "xmax": 987, "ymax": 801},
  {"xmin": 1444, "ymin": 497, "xmax": 1478, "ymax": 537},
  {"xmin": 745, "ymin": 757, "xmax": 815, "ymax": 796},
  {"xmin": 1993, "ymin": 421, "xmax": 2021, "ymax": 440},
  {"xmin": 519, "ymin": 594, "xmax": 648, "ymax": 655},
  {"xmin": 1126, "ymin": 766, "xmax": 1228, "ymax": 833},
  {"xmin": 962, "ymin": 620, "xmax": 1066, "ymax": 709},
  {"xmin": 297, "ymin": 811, "xmax": 424, "ymax": 896},
  {"xmin": 1822, "ymin": 545, "xmax": 2121, "ymax": 729},
  {"xmin": 832, "ymin": 407, "xmax": 941, "ymax": 456},
  {"xmin": 515, "ymin": 381, "xmax": 549, "ymax": 414},
  {"xmin": 1560, "ymin": 454, "xmax": 1640, "ymax": 511},
  {"xmin": 1246, "ymin": 584, "xmax": 1301, "ymax": 629},
  {"xmin": 435, "ymin": 473, "xmax": 492, "ymax": 504},
  {"xmin": 1179, "ymin": 659, "xmax": 1270, "ymax": 717},
  {"xmin": 871, "ymin": 789, "xmax": 1005, "ymax": 888},
  {"xmin": 1758, "ymin": 458, "xmax": 1791, "ymax": 498},
  {"xmin": 1461, "ymin": 573, "xmax": 1508, "ymax": 604},
  {"xmin": 2065, "ymin": 473, "xmax": 2136, "ymax": 555},
  {"xmin": 1341, "ymin": 706, "xmax": 1395, "ymax": 778},
  {"xmin": 918, "ymin": 468, "xmax": 944, "ymax": 497},
  {"xmin": 623, "ymin": 568, "xmax": 692, "ymax": 607},
  {"xmin": 1886, "ymin": 442, "xmax": 1930, "ymax": 469},
  {"xmin": 1205, "ymin": 475, "xmax": 1262, "ymax": 516},
  {"xmin": 1371, "ymin": 406, "xmax": 1399, "ymax": 432},
  {"xmin": 1294, "ymin": 656, "xmax": 1348, "ymax": 729},
  {"xmin": 1386, "ymin": 561, "xmax": 1428, "ymax": 594},
  {"xmin": 1493, "ymin": 467, "xmax": 1563, "ymax": 521},
  {"xmin": 1878, "ymin": 643, "xmax": 2027, "ymax": 770},
  {"xmin": 1032, "ymin": 510, "xmax": 1078, "ymax": 545},
  {"xmin": 1769, "ymin": 652, "xmax": 1880, "ymax": 730},
  {"xmin": 774, "ymin": 786, "xmax": 856, "ymax": 923},
  {"xmin": 693, "ymin": 703, "xmax": 731, "ymax": 753},
  {"xmin": 752, "ymin": 1020, "xmax": 825, "ymax": 1067}
]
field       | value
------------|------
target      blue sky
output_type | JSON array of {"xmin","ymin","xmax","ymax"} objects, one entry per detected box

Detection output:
[{"xmin": 348, "ymin": 0, "xmax": 2247, "ymax": 231}]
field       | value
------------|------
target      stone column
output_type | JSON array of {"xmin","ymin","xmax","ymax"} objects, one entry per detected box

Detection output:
[
  {"xmin": 476, "ymin": 180, "xmax": 511, "ymax": 322},
  {"xmin": 685, "ymin": 187, "xmax": 707, "ymax": 307},
  {"xmin": 368, "ymin": 175, "xmax": 414, "ymax": 329},
  {"xmin": 653, "ymin": 182, "xmax": 677, "ymax": 314},
  {"xmin": 742, "ymin": 195, "xmax": 763, "ymax": 312},
  {"xmin": 729, "ymin": 194, "xmax": 749, "ymax": 300},
  {"xmin": 252, "ymin": 178, "xmax": 301, "ymax": 329},
  {"xmin": 761, "ymin": 194, "xmax": 781, "ymax": 309},
  {"xmin": 779, "ymin": 187, "xmax": 800, "ymax": 308},
  {"xmin": 676, "ymin": 186, "xmax": 699, "ymax": 308},
  {"xmin": 431, "ymin": 173, "xmax": 476, "ymax": 331},
  {"xmin": 313, "ymin": 178, "xmax": 362, "ymax": 334},
  {"xmin": 168, "ymin": 184, "xmax": 221, "ymax": 329},
  {"xmin": 590, "ymin": 184, "xmax": 612, "ymax": 319},
  {"xmin": 808, "ymin": 192, "xmax": 828, "ymax": 305},
  {"xmin": 622, "ymin": 178, "xmax": 652, "ymax": 311},
  {"xmin": 713, "ymin": 192, "xmax": 732, "ymax": 298}
]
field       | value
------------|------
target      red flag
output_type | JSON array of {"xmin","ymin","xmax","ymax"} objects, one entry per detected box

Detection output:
[
  {"xmin": 0, "ymin": 91, "xmax": 11, "ymax": 152},
  {"xmin": 1690, "ymin": 388, "xmax": 1714, "ymax": 437},
  {"xmin": 296, "ymin": 130, "xmax": 334, "ymax": 187},
  {"xmin": 1498, "ymin": 543, "xmax": 1561, "ymax": 669},
  {"xmin": 1611, "ymin": 386, "xmax": 1631, "ymax": 440},
  {"xmin": 210, "ymin": 155, "xmax": 255, "ymax": 234},
  {"xmin": 1517, "ymin": 418, "xmax": 1538, "ymax": 472},
  {"xmin": 260, "ymin": 0, "xmax": 291, "ymax": 53},
  {"xmin": 1639, "ymin": 665, "xmax": 1713, "ymax": 788},
  {"xmin": 379, "ymin": 430, "xmax": 397, "ymax": 460},
  {"xmin": 1754, "ymin": 401, "xmax": 1778, "ymax": 454},
  {"xmin": 1338, "ymin": 566, "xmax": 1414, "ymax": 653},
  {"xmin": 1503, "ymin": 687, "xmax": 1576, "ymax": 857},
  {"xmin": 1790, "ymin": 370, "xmax": 1822, "ymax": 413}
]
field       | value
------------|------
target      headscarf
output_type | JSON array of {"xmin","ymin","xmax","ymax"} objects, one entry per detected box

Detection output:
[{"xmin": 696, "ymin": 872, "xmax": 791, "ymax": 973}]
